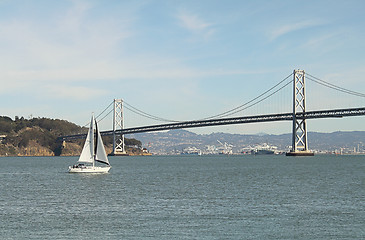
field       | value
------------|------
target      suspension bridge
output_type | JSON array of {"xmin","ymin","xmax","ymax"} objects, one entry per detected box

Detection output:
[{"xmin": 58, "ymin": 70, "xmax": 365, "ymax": 156}]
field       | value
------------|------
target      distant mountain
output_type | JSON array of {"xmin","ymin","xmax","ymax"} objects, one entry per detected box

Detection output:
[
  {"xmin": 309, "ymin": 131, "xmax": 365, "ymax": 151},
  {"xmin": 129, "ymin": 129, "xmax": 365, "ymax": 154}
]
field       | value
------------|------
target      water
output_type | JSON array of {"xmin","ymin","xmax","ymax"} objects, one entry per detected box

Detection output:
[{"xmin": 0, "ymin": 155, "xmax": 364, "ymax": 239}]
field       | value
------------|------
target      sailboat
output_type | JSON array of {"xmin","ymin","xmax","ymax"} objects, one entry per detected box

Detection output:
[{"xmin": 68, "ymin": 115, "xmax": 111, "ymax": 173}]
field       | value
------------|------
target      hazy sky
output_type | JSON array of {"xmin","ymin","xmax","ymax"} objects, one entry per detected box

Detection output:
[{"xmin": 1, "ymin": 0, "xmax": 365, "ymax": 134}]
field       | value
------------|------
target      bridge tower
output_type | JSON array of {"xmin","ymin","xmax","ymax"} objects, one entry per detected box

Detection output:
[
  {"xmin": 111, "ymin": 99, "xmax": 128, "ymax": 156},
  {"xmin": 286, "ymin": 70, "xmax": 314, "ymax": 156}
]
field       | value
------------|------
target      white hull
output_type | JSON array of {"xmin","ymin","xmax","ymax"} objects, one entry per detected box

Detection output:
[{"xmin": 68, "ymin": 166, "xmax": 111, "ymax": 173}]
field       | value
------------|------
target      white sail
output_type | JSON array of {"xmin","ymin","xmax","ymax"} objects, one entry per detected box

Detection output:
[
  {"xmin": 78, "ymin": 115, "xmax": 94, "ymax": 164},
  {"xmin": 95, "ymin": 121, "xmax": 110, "ymax": 165}
]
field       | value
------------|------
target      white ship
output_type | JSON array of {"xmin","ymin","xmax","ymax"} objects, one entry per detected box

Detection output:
[
  {"xmin": 252, "ymin": 143, "xmax": 278, "ymax": 155},
  {"xmin": 181, "ymin": 146, "xmax": 202, "ymax": 155}
]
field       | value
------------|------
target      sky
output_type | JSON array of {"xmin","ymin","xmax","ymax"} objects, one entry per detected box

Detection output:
[{"xmin": 1, "ymin": 0, "xmax": 365, "ymax": 135}]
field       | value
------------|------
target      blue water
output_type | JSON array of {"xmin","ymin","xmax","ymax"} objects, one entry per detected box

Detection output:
[{"xmin": 0, "ymin": 155, "xmax": 364, "ymax": 239}]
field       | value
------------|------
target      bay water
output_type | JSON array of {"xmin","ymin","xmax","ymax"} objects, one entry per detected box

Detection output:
[{"xmin": 0, "ymin": 155, "xmax": 364, "ymax": 239}]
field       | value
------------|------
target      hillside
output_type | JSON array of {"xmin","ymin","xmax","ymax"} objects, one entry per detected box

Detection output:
[{"xmin": 0, "ymin": 116, "xmax": 142, "ymax": 157}]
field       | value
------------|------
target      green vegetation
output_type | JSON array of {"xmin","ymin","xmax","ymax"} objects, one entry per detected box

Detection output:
[{"xmin": 0, "ymin": 116, "xmax": 142, "ymax": 156}]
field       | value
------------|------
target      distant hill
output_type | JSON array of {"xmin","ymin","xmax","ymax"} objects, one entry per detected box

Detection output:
[
  {"xmin": 129, "ymin": 129, "xmax": 365, "ymax": 154},
  {"xmin": 0, "ymin": 116, "xmax": 142, "ymax": 156}
]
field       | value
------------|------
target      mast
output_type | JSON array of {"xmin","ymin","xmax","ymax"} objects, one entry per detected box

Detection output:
[{"xmin": 92, "ymin": 114, "xmax": 95, "ymax": 167}]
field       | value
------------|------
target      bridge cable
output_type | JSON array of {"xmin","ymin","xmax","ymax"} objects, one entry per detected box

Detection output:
[
  {"xmin": 306, "ymin": 73, "xmax": 365, "ymax": 98},
  {"xmin": 96, "ymin": 107, "xmax": 114, "ymax": 124},
  {"xmin": 200, "ymin": 73, "xmax": 293, "ymax": 119},
  {"xmin": 95, "ymin": 101, "xmax": 114, "ymax": 121},
  {"xmin": 124, "ymin": 101, "xmax": 181, "ymax": 122},
  {"xmin": 81, "ymin": 101, "xmax": 114, "ymax": 128},
  {"xmin": 207, "ymin": 77, "xmax": 293, "ymax": 118},
  {"xmin": 123, "ymin": 73, "xmax": 294, "ymax": 123}
]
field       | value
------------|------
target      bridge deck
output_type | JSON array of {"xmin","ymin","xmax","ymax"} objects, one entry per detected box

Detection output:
[{"xmin": 57, "ymin": 107, "xmax": 365, "ymax": 141}]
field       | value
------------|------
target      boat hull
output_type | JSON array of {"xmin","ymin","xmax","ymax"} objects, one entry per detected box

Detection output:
[{"xmin": 68, "ymin": 166, "xmax": 111, "ymax": 173}]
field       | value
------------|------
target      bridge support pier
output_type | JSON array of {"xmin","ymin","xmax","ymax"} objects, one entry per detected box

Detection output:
[
  {"xmin": 109, "ymin": 99, "xmax": 128, "ymax": 156},
  {"xmin": 286, "ymin": 70, "xmax": 314, "ymax": 156}
]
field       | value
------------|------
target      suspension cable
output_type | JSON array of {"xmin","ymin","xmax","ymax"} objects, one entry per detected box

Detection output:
[
  {"xmin": 96, "ymin": 108, "xmax": 114, "ymax": 123},
  {"xmin": 209, "ymin": 78, "xmax": 293, "ymax": 118},
  {"xmin": 82, "ymin": 72, "xmax": 296, "ymax": 126},
  {"xmin": 81, "ymin": 101, "xmax": 114, "ymax": 127},
  {"xmin": 122, "ymin": 73, "xmax": 294, "ymax": 122},
  {"xmin": 306, "ymin": 73, "xmax": 365, "ymax": 98},
  {"xmin": 124, "ymin": 101, "xmax": 181, "ymax": 122},
  {"xmin": 95, "ymin": 101, "xmax": 114, "ymax": 120},
  {"xmin": 81, "ymin": 72, "xmax": 365, "ymax": 128},
  {"xmin": 201, "ymin": 73, "xmax": 293, "ymax": 119}
]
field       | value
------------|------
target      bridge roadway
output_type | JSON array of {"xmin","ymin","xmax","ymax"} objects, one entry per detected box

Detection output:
[{"xmin": 57, "ymin": 107, "xmax": 365, "ymax": 141}]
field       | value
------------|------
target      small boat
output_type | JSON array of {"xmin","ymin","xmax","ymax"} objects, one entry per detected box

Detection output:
[
  {"xmin": 69, "ymin": 114, "xmax": 111, "ymax": 173},
  {"xmin": 181, "ymin": 147, "xmax": 202, "ymax": 156}
]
